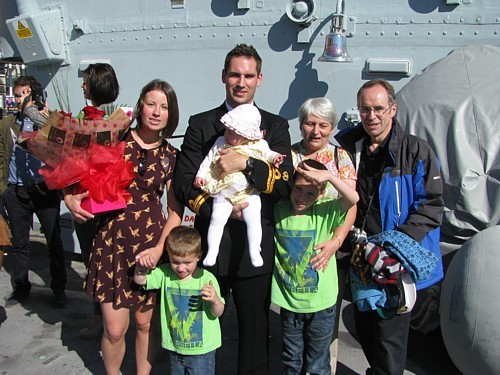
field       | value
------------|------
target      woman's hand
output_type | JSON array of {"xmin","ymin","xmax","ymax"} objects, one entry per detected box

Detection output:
[
  {"xmin": 63, "ymin": 190, "xmax": 94, "ymax": 223},
  {"xmin": 135, "ymin": 246, "xmax": 163, "ymax": 269},
  {"xmin": 310, "ymin": 238, "xmax": 340, "ymax": 272}
]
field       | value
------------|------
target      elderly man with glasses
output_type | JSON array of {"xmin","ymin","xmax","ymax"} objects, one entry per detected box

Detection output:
[{"xmin": 335, "ymin": 79, "xmax": 444, "ymax": 375}]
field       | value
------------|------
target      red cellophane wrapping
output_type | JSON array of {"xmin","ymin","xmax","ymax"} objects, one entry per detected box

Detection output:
[{"xmin": 39, "ymin": 142, "xmax": 134, "ymax": 214}]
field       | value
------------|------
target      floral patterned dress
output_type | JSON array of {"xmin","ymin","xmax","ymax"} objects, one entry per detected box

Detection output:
[
  {"xmin": 291, "ymin": 141, "xmax": 356, "ymax": 199},
  {"xmin": 85, "ymin": 131, "xmax": 177, "ymax": 308}
]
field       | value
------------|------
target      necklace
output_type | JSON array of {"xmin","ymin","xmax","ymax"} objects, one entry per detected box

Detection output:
[{"xmin": 133, "ymin": 129, "xmax": 161, "ymax": 149}]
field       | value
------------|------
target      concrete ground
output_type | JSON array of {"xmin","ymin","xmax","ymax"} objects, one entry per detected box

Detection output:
[{"xmin": 0, "ymin": 239, "xmax": 460, "ymax": 374}]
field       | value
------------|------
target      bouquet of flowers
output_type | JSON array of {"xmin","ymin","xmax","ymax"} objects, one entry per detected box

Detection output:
[{"xmin": 19, "ymin": 106, "xmax": 135, "ymax": 214}]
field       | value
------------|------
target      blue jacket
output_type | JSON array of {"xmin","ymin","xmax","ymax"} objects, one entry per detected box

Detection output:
[{"xmin": 336, "ymin": 120, "xmax": 444, "ymax": 290}]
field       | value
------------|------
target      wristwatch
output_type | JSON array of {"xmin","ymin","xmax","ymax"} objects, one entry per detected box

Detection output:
[{"xmin": 243, "ymin": 157, "xmax": 254, "ymax": 175}]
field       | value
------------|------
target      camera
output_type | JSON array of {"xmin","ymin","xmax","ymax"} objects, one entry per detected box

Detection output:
[
  {"xmin": 348, "ymin": 227, "xmax": 367, "ymax": 244},
  {"xmin": 31, "ymin": 85, "xmax": 46, "ymax": 110}
]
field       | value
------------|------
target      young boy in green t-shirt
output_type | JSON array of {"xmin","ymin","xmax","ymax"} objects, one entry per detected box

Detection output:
[
  {"xmin": 272, "ymin": 159, "xmax": 359, "ymax": 374},
  {"xmin": 134, "ymin": 226, "xmax": 225, "ymax": 375}
]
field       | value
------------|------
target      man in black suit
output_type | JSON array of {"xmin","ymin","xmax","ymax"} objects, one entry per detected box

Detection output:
[{"xmin": 174, "ymin": 44, "xmax": 293, "ymax": 374}]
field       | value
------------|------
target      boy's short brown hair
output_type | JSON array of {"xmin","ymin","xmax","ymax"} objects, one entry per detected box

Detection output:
[
  {"xmin": 294, "ymin": 159, "xmax": 328, "ymax": 192},
  {"xmin": 166, "ymin": 226, "xmax": 202, "ymax": 258}
]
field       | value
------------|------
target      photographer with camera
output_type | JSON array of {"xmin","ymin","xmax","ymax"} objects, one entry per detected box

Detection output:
[
  {"xmin": 0, "ymin": 76, "xmax": 67, "ymax": 308},
  {"xmin": 336, "ymin": 79, "xmax": 444, "ymax": 375}
]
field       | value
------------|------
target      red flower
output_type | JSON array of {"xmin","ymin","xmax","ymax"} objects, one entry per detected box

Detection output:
[{"xmin": 82, "ymin": 106, "xmax": 106, "ymax": 120}]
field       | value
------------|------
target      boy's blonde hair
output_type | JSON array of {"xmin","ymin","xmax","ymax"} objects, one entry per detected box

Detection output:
[
  {"xmin": 166, "ymin": 226, "xmax": 202, "ymax": 258},
  {"xmin": 295, "ymin": 159, "xmax": 328, "ymax": 192}
]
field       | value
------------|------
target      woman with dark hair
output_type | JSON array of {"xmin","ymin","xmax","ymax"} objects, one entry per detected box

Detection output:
[
  {"xmin": 65, "ymin": 63, "xmax": 121, "ymax": 339},
  {"xmin": 66, "ymin": 79, "xmax": 183, "ymax": 374},
  {"xmin": 81, "ymin": 63, "xmax": 120, "ymax": 107}
]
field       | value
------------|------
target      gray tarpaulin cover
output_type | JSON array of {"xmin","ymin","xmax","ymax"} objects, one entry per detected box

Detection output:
[{"xmin": 396, "ymin": 44, "xmax": 500, "ymax": 251}]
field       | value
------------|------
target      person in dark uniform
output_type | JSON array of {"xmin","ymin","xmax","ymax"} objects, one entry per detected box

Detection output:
[{"xmin": 173, "ymin": 44, "xmax": 294, "ymax": 374}]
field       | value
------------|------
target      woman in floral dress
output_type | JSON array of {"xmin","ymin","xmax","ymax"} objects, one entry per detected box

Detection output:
[{"xmin": 71, "ymin": 79, "xmax": 183, "ymax": 375}]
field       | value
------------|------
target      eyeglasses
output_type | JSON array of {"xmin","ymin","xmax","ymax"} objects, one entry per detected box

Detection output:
[
  {"xmin": 138, "ymin": 148, "xmax": 147, "ymax": 176},
  {"xmin": 358, "ymin": 105, "xmax": 393, "ymax": 117}
]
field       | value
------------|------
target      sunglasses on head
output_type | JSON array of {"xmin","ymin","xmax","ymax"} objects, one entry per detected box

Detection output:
[{"xmin": 138, "ymin": 148, "xmax": 147, "ymax": 176}]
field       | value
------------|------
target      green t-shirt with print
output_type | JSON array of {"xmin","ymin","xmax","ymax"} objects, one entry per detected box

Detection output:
[
  {"xmin": 272, "ymin": 199, "xmax": 346, "ymax": 313},
  {"xmin": 145, "ymin": 266, "xmax": 224, "ymax": 355}
]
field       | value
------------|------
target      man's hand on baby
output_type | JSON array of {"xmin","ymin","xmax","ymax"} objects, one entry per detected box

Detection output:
[
  {"xmin": 217, "ymin": 149, "xmax": 247, "ymax": 177},
  {"xmin": 230, "ymin": 201, "xmax": 249, "ymax": 221}
]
